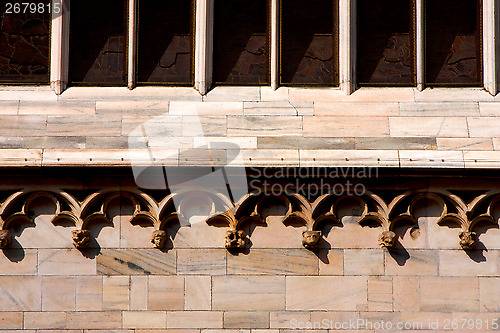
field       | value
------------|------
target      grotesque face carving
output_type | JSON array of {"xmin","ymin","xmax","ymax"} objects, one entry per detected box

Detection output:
[
  {"xmin": 225, "ymin": 229, "xmax": 246, "ymax": 250},
  {"xmin": 72, "ymin": 229, "xmax": 91, "ymax": 249},
  {"xmin": 459, "ymin": 231, "xmax": 477, "ymax": 250},
  {"xmin": 0, "ymin": 230, "xmax": 12, "ymax": 249},
  {"xmin": 151, "ymin": 230, "xmax": 167, "ymax": 249},
  {"xmin": 378, "ymin": 231, "xmax": 396, "ymax": 249},
  {"xmin": 302, "ymin": 230, "xmax": 321, "ymax": 250}
]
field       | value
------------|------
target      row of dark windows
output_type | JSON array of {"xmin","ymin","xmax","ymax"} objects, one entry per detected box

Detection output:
[{"xmin": 0, "ymin": 0, "xmax": 482, "ymax": 87}]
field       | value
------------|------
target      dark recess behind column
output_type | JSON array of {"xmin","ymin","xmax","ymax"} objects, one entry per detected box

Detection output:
[
  {"xmin": 357, "ymin": 0, "xmax": 415, "ymax": 86},
  {"xmin": 425, "ymin": 0, "xmax": 482, "ymax": 86},
  {"xmin": 69, "ymin": 0, "xmax": 127, "ymax": 85},
  {"xmin": 214, "ymin": 0, "xmax": 269, "ymax": 85},
  {"xmin": 281, "ymin": 0, "xmax": 338, "ymax": 86},
  {"xmin": 0, "ymin": 0, "xmax": 51, "ymax": 83},
  {"xmin": 137, "ymin": 0, "xmax": 193, "ymax": 85}
]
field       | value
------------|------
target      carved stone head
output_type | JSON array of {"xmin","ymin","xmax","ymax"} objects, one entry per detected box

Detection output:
[
  {"xmin": 302, "ymin": 230, "xmax": 321, "ymax": 250},
  {"xmin": 151, "ymin": 230, "xmax": 168, "ymax": 249},
  {"xmin": 459, "ymin": 231, "xmax": 477, "ymax": 250},
  {"xmin": 72, "ymin": 229, "xmax": 91, "ymax": 249},
  {"xmin": 225, "ymin": 229, "xmax": 246, "ymax": 250},
  {"xmin": 378, "ymin": 230, "xmax": 396, "ymax": 249},
  {"xmin": 0, "ymin": 230, "xmax": 12, "ymax": 249}
]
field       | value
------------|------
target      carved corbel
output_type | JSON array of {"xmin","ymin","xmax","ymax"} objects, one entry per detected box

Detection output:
[
  {"xmin": 363, "ymin": 192, "xmax": 448, "ymax": 249},
  {"xmin": 299, "ymin": 193, "xmax": 346, "ymax": 250},
  {"xmin": 0, "ymin": 191, "xmax": 76, "ymax": 249},
  {"xmin": 353, "ymin": 192, "xmax": 397, "ymax": 249},
  {"xmin": 64, "ymin": 190, "xmax": 123, "ymax": 249},
  {"xmin": 207, "ymin": 192, "xmax": 269, "ymax": 253},
  {"xmin": 0, "ymin": 230, "xmax": 12, "ymax": 249},
  {"xmin": 207, "ymin": 206, "xmax": 248, "ymax": 252},
  {"xmin": 67, "ymin": 189, "xmax": 157, "ymax": 250},
  {"xmin": 438, "ymin": 191, "xmax": 500, "ymax": 250},
  {"xmin": 144, "ymin": 191, "xmax": 222, "ymax": 250}
]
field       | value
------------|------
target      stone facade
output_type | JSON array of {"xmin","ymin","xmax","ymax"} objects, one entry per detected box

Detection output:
[
  {"xmin": 0, "ymin": 169, "xmax": 498, "ymax": 332},
  {"xmin": 0, "ymin": 87, "xmax": 500, "ymax": 169}
]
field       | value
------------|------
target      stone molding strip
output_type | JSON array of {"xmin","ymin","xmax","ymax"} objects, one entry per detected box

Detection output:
[{"xmin": 3, "ymin": 149, "xmax": 500, "ymax": 169}]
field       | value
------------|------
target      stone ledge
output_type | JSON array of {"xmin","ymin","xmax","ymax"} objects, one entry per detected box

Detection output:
[{"xmin": 0, "ymin": 148, "xmax": 497, "ymax": 169}]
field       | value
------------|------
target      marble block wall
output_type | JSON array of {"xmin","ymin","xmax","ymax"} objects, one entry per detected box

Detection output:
[{"xmin": 1, "ymin": 189, "xmax": 500, "ymax": 333}]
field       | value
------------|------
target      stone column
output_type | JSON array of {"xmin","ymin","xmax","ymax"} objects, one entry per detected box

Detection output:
[
  {"xmin": 194, "ymin": 0, "xmax": 214, "ymax": 95},
  {"xmin": 483, "ymin": 0, "xmax": 497, "ymax": 95},
  {"xmin": 50, "ymin": 0, "xmax": 70, "ymax": 95},
  {"xmin": 416, "ymin": 0, "xmax": 424, "ymax": 91},
  {"xmin": 270, "ymin": 0, "xmax": 279, "ymax": 90},
  {"xmin": 339, "ymin": 0, "xmax": 355, "ymax": 94},
  {"xmin": 127, "ymin": 0, "xmax": 137, "ymax": 90}
]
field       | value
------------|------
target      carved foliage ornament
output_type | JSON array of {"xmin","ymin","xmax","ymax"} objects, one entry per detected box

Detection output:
[{"xmin": 0, "ymin": 188, "xmax": 499, "ymax": 254}]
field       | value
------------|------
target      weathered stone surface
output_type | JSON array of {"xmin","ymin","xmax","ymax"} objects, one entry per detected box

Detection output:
[
  {"xmin": 303, "ymin": 116, "xmax": 390, "ymax": 137},
  {"xmin": 390, "ymin": 117, "xmax": 468, "ymax": 137},
  {"xmin": 355, "ymin": 137, "xmax": 436, "ymax": 150},
  {"xmin": 286, "ymin": 276, "xmax": 368, "ymax": 311},
  {"xmin": 318, "ymin": 249, "xmax": 344, "ymax": 275},
  {"xmin": 479, "ymin": 277, "xmax": 500, "ymax": 312},
  {"xmin": 177, "ymin": 249, "xmax": 226, "ymax": 275},
  {"xmin": 344, "ymin": 249, "xmax": 384, "ymax": 276},
  {"xmin": 97, "ymin": 249, "xmax": 176, "ymax": 275},
  {"xmin": 399, "ymin": 102, "xmax": 480, "ymax": 116},
  {"xmin": 419, "ymin": 277, "xmax": 479, "ymax": 312},
  {"xmin": 393, "ymin": 276, "xmax": 420, "ymax": 311},
  {"xmin": 130, "ymin": 276, "xmax": 148, "ymax": 310},
  {"xmin": 368, "ymin": 276, "xmax": 393, "ymax": 311},
  {"xmin": 0, "ymin": 311, "xmax": 22, "ymax": 329},
  {"xmin": 166, "ymin": 311, "xmax": 223, "ymax": 329},
  {"xmin": 385, "ymin": 250, "xmax": 439, "ymax": 276},
  {"xmin": 103, "ymin": 276, "xmax": 129, "ymax": 310},
  {"xmin": 148, "ymin": 276, "xmax": 184, "ymax": 310},
  {"xmin": 0, "ymin": 276, "xmax": 41, "ymax": 311},
  {"xmin": 213, "ymin": 276, "xmax": 285, "ymax": 310},
  {"xmin": 227, "ymin": 249, "xmax": 318, "ymax": 275},
  {"xmin": 76, "ymin": 276, "xmax": 102, "ymax": 311},
  {"xmin": 123, "ymin": 311, "xmax": 167, "ymax": 329},
  {"xmin": 24, "ymin": 312, "xmax": 67, "ymax": 329},
  {"xmin": 270, "ymin": 311, "xmax": 311, "ymax": 329},
  {"xmin": 439, "ymin": 250, "xmax": 498, "ymax": 276},
  {"xmin": 42, "ymin": 277, "xmax": 75, "ymax": 311},
  {"xmin": 67, "ymin": 311, "xmax": 122, "ymax": 329},
  {"xmin": 185, "ymin": 276, "xmax": 211, "ymax": 310},
  {"xmin": 258, "ymin": 137, "xmax": 355, "ymax": 149},
  {"xmin": 224, "ymin": 311, "xmax": 270, "ymax": 329}
]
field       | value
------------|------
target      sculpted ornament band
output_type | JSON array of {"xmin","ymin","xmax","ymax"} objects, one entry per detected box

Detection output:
[{"xmin": 0, "ymin": 187, "xmax": 498, "ymax": 255}]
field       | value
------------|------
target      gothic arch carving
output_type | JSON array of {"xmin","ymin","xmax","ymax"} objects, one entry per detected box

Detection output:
[
  {"xmin": 0, "ymin": 187, "xmax": 499, "ymax": 256},
  {"xmin": 0, "ymin": 189, "xmax": 80, "ymax": 249}
]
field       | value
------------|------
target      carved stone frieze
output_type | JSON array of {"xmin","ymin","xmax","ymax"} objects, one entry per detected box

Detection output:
[
  {"xmin": 0, "ymin": 230, "xmax": 12, "ymax": 249},
  {"xmin": 0, "ymin": 187, "xmax": 498, "ymax": 256}
]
